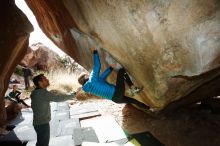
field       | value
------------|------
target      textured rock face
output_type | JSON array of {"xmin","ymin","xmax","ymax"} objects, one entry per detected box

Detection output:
[
  {"xmin": 21, "ymin": 43, "xmax": 62, "ymax": 71},
  {"xmin": 0, "ymin": 0, "xmax": 219, "ymax": 126},
  {"xmin": 0, "ymin": 0, "xmax": 33, "ymax": 126},
  {"xmin": 25, "ymin": 0, "xmax": 220, "ymax": 109}
]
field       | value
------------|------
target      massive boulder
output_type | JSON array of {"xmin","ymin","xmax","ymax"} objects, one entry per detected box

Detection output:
[
  {"xmin": 0, "ymin": 0, "xmax": 33, "ymax": 127},
  {"xmin": 0, "ymin": 0, "xmax": 220, "ymax": 127},
  {"xmin": 21, "ymin": 43, "xmax": 62, "ymax": 71},
  {"xmin": 25, "ymin": 0, "xmax": 220, "ymax": 110}
]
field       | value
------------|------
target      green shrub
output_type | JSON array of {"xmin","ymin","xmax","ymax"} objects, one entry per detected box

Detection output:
[
  {"xmin": 57, "ymin": 55, "xmax": 78, "ymax": 71},
  {"xmin": 14, "ymin": 65, "xmax": 23, "ymax": 76}
]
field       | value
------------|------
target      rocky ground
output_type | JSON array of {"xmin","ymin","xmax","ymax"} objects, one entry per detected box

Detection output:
[
  {"xmin": 70, "ymin": 95, "xmax": 220, "ymax": 146},
  {"xmin": 5, "ymin": 74, "xmax": 220, "ymax": 146}
]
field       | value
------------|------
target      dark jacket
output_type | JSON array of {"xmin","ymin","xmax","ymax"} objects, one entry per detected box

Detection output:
[{"xmin": 31, "ymin": 89, "xmax": 75, "ymax": 125}]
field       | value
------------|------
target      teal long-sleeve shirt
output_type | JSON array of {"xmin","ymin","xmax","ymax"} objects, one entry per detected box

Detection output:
[
  {"xmin": 82, "ymin": 51, "xmax": 115, "ymax": 100},
  {"xmin": 30, "ymin": 89, "xmax": 75, "ymax": 125}
]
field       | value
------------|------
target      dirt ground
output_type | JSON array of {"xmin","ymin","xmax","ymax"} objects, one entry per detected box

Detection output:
[{"xmin": 6, "ymin": 74, "xmax": 220, "ymax": 146}]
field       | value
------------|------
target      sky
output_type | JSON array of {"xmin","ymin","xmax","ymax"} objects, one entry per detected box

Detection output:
[{"xmin": 15, "ymin": 0, "xmax": 66, "ymax": 56}]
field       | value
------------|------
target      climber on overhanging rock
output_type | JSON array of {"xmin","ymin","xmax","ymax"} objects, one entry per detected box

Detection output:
[{"xmin": 78, "ymin": 47, "xmax": 149, "ymax": 109}]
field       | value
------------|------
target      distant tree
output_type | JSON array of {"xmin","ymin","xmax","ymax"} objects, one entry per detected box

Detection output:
[
  {"xmin": 58, "ymin": 55, "xmax": 78, "ymax": 71},
  {"xmin": 14, "ymin": 65, "xmax": 24, "ymax": 76}
]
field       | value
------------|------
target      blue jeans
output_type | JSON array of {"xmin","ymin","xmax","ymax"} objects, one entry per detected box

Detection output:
[{"xmin": 34, "ymin": 123, "xmax": 50, "ymax": 146}]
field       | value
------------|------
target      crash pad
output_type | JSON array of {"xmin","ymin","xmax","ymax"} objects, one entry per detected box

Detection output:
[{"xmin": 80, "ymin": 116, "xmax": 127, "ymax": 143}]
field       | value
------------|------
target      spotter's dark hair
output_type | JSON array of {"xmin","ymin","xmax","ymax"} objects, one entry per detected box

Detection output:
[{"xmin": 32, "ymin": 74, "xmax": 44, "ymax": 88}]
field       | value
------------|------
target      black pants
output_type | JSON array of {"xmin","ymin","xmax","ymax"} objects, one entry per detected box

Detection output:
[
  {"xmin": 24, "ymin": 76, "xmax": 30, "ymax": 89},
  {"xmin": 13, "ymin": 94, "xmax": 29, "ymax": 107},
  {"xmin": 17, "ymin": 99, "xmax": 29, "ymax": 107},
  {"xmin": 5, "ymin": 96, "xmax": 29, "ymax": 107},
  {"xmin": 34, "ymin": 123, "xmax": 50, "ymax": 146},
  {"xmin": 112, "ymin": 68, "xmax": 147, "ymax": 108}
]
